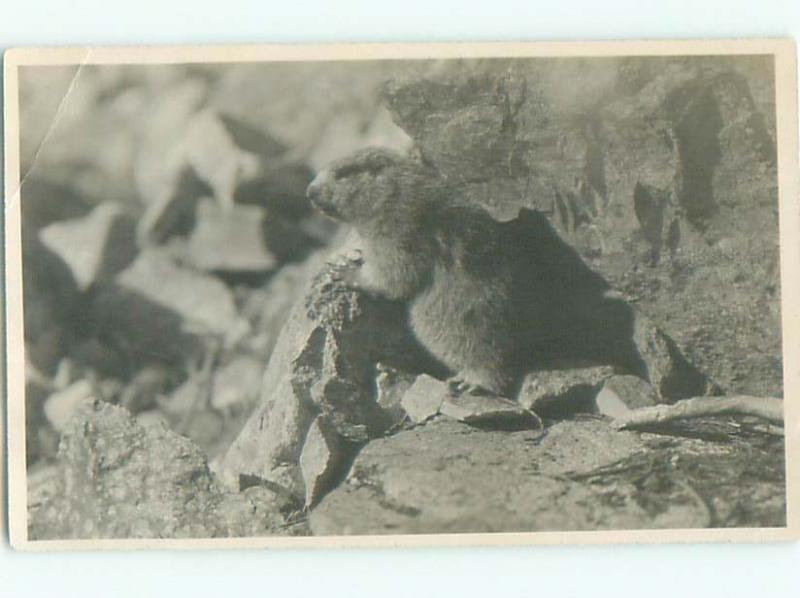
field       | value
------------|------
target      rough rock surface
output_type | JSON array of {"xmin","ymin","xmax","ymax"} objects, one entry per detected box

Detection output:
[
  {"xmin": 28, "ymin": 400, "xmax": 306, "ymax": 540},
  {"xmin": 310, "ymin": 417, "xmax": 785, "ymax": 535},
  {"xmin": 216, "ymin": 254, "xmax": 438, "ymax": 500},
  {"xmin": 382, "ymin": 56, "xmax": 781, "ymax": 397}
]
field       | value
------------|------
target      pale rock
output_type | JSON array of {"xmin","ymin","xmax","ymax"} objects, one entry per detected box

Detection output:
[
  {"xmin": 39, "ymin": 202, "xmax": 136, "ymax": 291},
  {"xmin": 300, "ymin": 416, "xmax": 348, "ymax": 507},
  {"xmin": 400, "ymin": 374, "xmax": 447, "ymax": 424},
  {"xmin": 210, "ymin": 356, "xmax": 264, "ymax": 411},
  {"xmin": 186, "ymin": 199, "xmax": 277, "ymax": 273},
  {"xmin": 43, "ymin": 379, "xmax": 95, "ymax": 432},
  {"xmin": 375, "ymin": 365, "xmax": 418, "ymax": 426},
  {"xmin": 116, "ymin": 248, "xmax": 240, "ymax": 338},
  {"xmin": 440, "ymin": 393, "xmax": 541, "ymax": 430},
  {"xmin": 595, "ymin": 375, "xmax": 659, "ymax": 418}
]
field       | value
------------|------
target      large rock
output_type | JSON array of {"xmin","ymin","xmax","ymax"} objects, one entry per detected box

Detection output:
[
  {"xmin": 382, "ymin": 56, "xmax": 781, "ymax": 396},
  {"xmin": 27, "ymin": 400, "xmax": 305, "ymax": 540},
  {"xmin": 217, "ymin": 254, "xmax": 440, "ymax": 501},
  {"xmin": 310, "ymin": 417, "xmax": 785, "ymax": 535},
  {"xmin": 88, "ymin": 249, "xmax": 245, "ymax": 368}
]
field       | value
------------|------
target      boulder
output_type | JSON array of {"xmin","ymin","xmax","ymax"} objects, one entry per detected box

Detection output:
[
  {"xmin": 310, "ymin": 417, "xmax": 785, "ymax": 535},
  {"xmin": 27, "ymin": 400, "xmax": 303, "ymax": 540}
]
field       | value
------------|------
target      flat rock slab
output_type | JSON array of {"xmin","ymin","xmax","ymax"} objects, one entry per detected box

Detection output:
[
  {"xmin": 440, "ymin": 394, "xmax": 541, "ymax": 430},
  {"xmin": 310, "ymin": 418, "xmax": 785, "ymax": 535}
]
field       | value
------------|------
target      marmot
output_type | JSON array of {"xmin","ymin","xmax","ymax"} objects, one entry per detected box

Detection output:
[
  {"xmin": 307, "ymin": 147, "xmax": 647, "ymax": 400},
  {"xmin": 306, "ymin": 147, "xmax": 525, "ymax": 397}
]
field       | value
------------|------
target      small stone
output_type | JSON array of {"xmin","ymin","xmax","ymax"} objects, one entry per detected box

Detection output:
[
  {"xmin": 400, "ymin": 374, "xmax": 448, "ymax": 423},
  {"xmin": 39, "ymin": 202, "xmax": 136, "ymax": 291},
  {"xmin": 518, "ymin": 366, "xmax": 615, "ymax": 414},
  {"xmin": 375, "ymin": 365, "xmax": 418, "ymax": 426},
  {"xmin": 43, "ymin": 379, "xmax": 95, "ymax": 432},
  {"xmin": 186, "ymin": 199, "xmax": 277, "ymax": 273},
  {"xmin": 595, "ymin": 375, "xmax": 659, "ymax": 418},
  {"xmin": 440, "ymin": 394, "xmax": 541, "ymax": 430},
  {"xmin": 300, "ymin": 416, "xmax": 348, "ymax": 507}
]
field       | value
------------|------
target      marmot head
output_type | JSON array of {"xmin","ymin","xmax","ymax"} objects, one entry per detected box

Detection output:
[{"xmin": 306, "ymin": 147, "xmax": 443, "ymax": 236}]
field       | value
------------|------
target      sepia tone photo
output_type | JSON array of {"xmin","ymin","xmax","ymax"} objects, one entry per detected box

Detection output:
[{"xmin": 4, "ymin": 40, "xmax": 799, "ymax": 549}]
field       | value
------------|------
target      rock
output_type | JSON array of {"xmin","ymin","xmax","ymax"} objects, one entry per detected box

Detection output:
[
  {"xmin": 300, "ymin": 416, "xmax": 349, "ymax": 507},
  {"xmin": 595, "ymin": 375, "xmax": 659, "ymax": 418},
  {"xmin": 217, "ymin": 255, "xmax": 440, "ymax": 499},
  {"xmin": 375, "ymin": 365, "xmax": 418, "ymax": 426},
  {"xmin": 88, "ymin": 249, "xmax": 244, "ymax": 369},
  {"xmin": 118, "ymin": 365, "xmax": 172, "ymax": 414},
  {"xmin": 240, "ymin": 247, "xmax": 331, "ymax": 359},
  {"xmin": 137, "ymin": 166, "xmax": 206, "ymax": 245},
  {"xmin": 308, "ymin": 106, "xmax": 413, "ymax": 172},
  {"xmin": 27, "ymin": 400, "xmax": 298, "ymax": 540},
  {"xmin": 21, "ymin": 231, "xmax": 81, "ymax": 375},
  {"xmin": 310, "ymin": 417, "xmax": 785, "ymax": 535},
  {"xmin": 210, "ymin": 356, "xmax": 265, "ymax": 411},
  {"xmin": 440, "ymin": 394, "xmax": 541, "ymax": 430},
  {"xmin": 134, "ymin": 409, "xmax": 170, "ymax": 430},
  {"xmin": 25, "ymin": 368, "xmax": 57, "ymax": 464},
  {"xmin": 518, "ymin": 365, "xmax": 615, "ymax": 415},
  {"xmin": 20, "ymin": 65, "xmax": 147, "ymax": 205},
  {"xmin": 19, "ymin": 177, "xmax": 91, "ymax": 233},
  {"xmin": 39, "ymin": 202, "xmax": 137, "ymax": 291},
  {"xmin": 211, "ymin": 62, "xmax": 411, "ymax": 168},
  {"xmin": 630, "ymin": 309, "xmax": 719, "ymax": 400},
  {"xmin": 115, "ymin": 248, "xmax": 241, "ymax": 340},
  {"xmin": 134, "ymin": 78, "xmax": 209, "ymax": 211},
  {"xmin": 181, "ymin": 110, "xmax": 267, "ymax": 209},
  {"xmin": 399, "ymin": 374, "xmax": 446, "ymax": 424},
  {"xmin": 43, "ymin": 379, "xmax": 94, "ymax": 432},
  {"xmin": 186, "ymin": 199, "xmax": 277, "ymax": 274}
]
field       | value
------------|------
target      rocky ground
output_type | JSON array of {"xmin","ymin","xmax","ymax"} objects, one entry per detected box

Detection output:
[{"xmin": 18, "ymin": 56, "xmax": 785, "ymax": 540}]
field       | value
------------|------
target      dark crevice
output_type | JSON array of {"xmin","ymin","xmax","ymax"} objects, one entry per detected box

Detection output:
[{"xmin": 671, "ymin": 87, "xmax": 723, "ymax": 228}]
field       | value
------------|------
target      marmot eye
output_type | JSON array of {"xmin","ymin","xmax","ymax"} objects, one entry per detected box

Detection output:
[
  {"xmin": 333, "ymin": 151, "xmax": 397, "ymax": 181},
  {"xmin": 334, "ymin": 161, "xmax": 384, "ymax": 181}
]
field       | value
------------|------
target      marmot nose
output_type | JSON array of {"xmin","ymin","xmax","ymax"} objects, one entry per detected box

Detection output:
[{"xmin": 306, "ymin": 169, "xmax": 332, "ymax": 203}]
